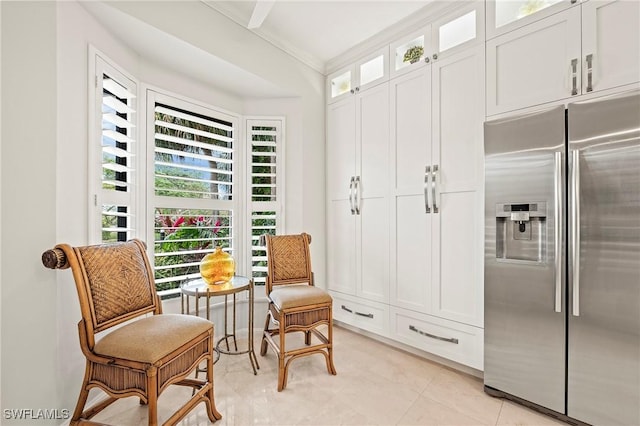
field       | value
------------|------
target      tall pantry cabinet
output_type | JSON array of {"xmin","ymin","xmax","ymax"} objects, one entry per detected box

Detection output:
[
  {"xmin": 326, "ymin": 2, "xmax": 485, "ymax": 370},
  {"xmin": 327, "ymin": 54, "xmax": 391, "ymax": 335}
]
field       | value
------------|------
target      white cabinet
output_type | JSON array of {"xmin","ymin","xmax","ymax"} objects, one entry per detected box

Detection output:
[
  {"xmin": 327, "ymin": 82, "xmax": 390, "ymax": 304},
  {"xmin": 487, "ymin": 0, "xmax": 640, "ymax": 116},
  {"xmin": 327, "ymin": 47, "xmax": 389, "ymax": 103},
  {"xmin": 487, "ymin": 0, "xmax": 573, "ymax": 39},
  {"xmin": 581, "ymin": 0, "xmax": 640, "ymax": 95},
  {"xmin": 390, "ymin": 307, "xmax": 484, "ymax": 370},
  {"xmin": 326, "ymin": 2, "xmax": 485, "ymax": 371},
  {"xmin": 390, "ymin": 45, "xmax": 484, "ymax": 330},
  {"xmin": 331, "ymin": 291, "xmax": 390, "ymax": 336}
]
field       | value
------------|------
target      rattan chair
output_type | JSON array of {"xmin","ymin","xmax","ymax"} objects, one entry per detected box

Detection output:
[
  {"xmin": 259, "ymin": 233, "xmax": 336, "ymax": 391},
  {"xmin": 41, "ymin": 239, "xmax": 221, "ymax": 426}
]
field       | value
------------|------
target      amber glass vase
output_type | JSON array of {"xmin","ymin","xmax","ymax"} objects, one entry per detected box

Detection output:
[{"xmin": 199, "ymin": 246, "xmax": 235, "ymax": 285}]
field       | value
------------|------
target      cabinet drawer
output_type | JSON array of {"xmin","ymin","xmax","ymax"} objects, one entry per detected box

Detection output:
[
  {"xmin": 330, "ymin": 291, "xmax": 389, "ymax": 336},
  {"xmin": 390, "ymin": 307, "xmax": 483, "ymax": 370}
]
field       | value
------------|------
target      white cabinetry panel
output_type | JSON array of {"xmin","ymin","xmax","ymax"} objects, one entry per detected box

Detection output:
[
  {"xmin": 487, "ymin": 0, "xmax": 640, "ymax": 116},
  {"xmin": 327, "ymin": 83, "xmax": 390, "ymax": 304},
  {"xmin": 581, "ymin": 0, "xmax": 640, "ymax": 94},
  {"xmin": 332, "ymin": 291, "xmax": 390, "ymax": 336},
  {"xmin": 487, "ymin": 7, "xmax": 581, "ymax": 116},
  {"xmin": 391, "ymin": 307, "xmax": 483, "ymax": 370}
]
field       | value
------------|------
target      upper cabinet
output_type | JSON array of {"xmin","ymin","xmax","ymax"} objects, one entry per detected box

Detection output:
[
  {"xmin": 388, "ymin": 2, "xmax": 484, "ymax": 78},
  {"xmin": 389, "ymin": 26, "xmax": 432, "ymax": 78},
  {"xmin": 327, "ymin": 47, "xmax": 389, "ymax": 103},
  {"xmin": 487, "ymin": 0, "xmax": 575, "ymax": 39},
  {"xmin": 431, "ymin": 2, "xmax": 485, "ymax": 60},
  {"xmin": 486, "ymin": 0, "xmax": 640, "ymax": 116}
]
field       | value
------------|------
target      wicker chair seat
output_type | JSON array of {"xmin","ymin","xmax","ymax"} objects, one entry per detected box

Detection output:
[
  {"xmin": 269, "ymin": 285, "xmax": 332, "ymax": 310},
  {"xmin": 94, "ymin": 314, "xmax": 213, "ymax": 363}
]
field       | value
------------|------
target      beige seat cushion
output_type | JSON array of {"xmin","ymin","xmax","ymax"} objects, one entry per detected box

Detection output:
[
  {"xmin": 269, "ymin": 285, "xmax": 332, "ymax": 310},
  {"xmin": 94, "ymin": 314, "xmax": 213, "ymax": 363}
]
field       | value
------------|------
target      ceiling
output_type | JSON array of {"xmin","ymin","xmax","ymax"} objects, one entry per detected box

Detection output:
[
  {"xmin": 82, "ymin": 1, "xmax": 435, "ymax": 98},
  {"xmin": 203, "ymin": 1, "xmax": 433, "ymax": 72}
]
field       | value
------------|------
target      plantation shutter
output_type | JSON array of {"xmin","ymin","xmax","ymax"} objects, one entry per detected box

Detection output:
[
  {"xmin": 151, "ymin": 98, "xmax": 237, "ymax": 296},
  {"xmin": 247, "ymin": 119, "xmax": 285, "ymax": 285},
  {"xmin": 92, "ymin": 57, "xmax": 138, "ymax": 243}
]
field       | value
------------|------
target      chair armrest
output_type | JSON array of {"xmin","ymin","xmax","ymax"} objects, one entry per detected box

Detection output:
[{"xmin": 42, "ymin": 248, "xmax": 69, "ymax": 269}]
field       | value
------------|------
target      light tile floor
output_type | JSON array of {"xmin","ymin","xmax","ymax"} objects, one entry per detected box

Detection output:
[{"xmin": 93, "ymin": 326, "xmax": 567, "ymax": 425}]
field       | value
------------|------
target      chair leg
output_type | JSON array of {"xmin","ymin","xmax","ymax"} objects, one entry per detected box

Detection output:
[
  {"xmin": 71, "ymin": 363, "xmax": 92, "ymax": 423},
  {"xmin": 277, "ymin": 317, "xmax": 287, "ymax": 392},
  {"xmin": 260, "ymin": 312, "xmax": 271, "ymax": 356},
  {"xmin": 205, "ymin": 347, "xmax": 222, "ymax": 422},
  {"xmin": 327, "ymin": 319, "xmax": 337, "ymax": 375},
  {"xmin": 146, "ymin": 368, "xmax": 158, "ymax": 426}
]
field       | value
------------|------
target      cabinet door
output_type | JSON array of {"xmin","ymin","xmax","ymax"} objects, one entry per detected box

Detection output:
[
  {"xmin": 327, "ymin": 66, "xmax": 355, "ymax": 104},
  {"xmin": 389, "ymin": 26, "xmax": 431, "ymax": 78},
  {"xmin": 327, "ymin": 199, "xmax": 357, "ymax": 295},
  {"xmin": 487, "ymin": 0, "xmax": 573, "ymax": 40},
  {"xmin": 431, "ymin": 1, "xmax": 484, "ymax": 61},
  {"xmin": 390, "ymin": 68, "xmax": 432, "ymax": 312},
  {"xmin": 581, "ymin": 0, "xmax": 640, "ymax": 94},
  {"xmin": 357, "ymin": 83, "xmax": 390, "ymax": 303},
  {"xmin": 431, "ymin": 46, "xmax": 485, "ymax": 327},
  {"xmin": 327, "ymin": 97, "xmax": 356, "ymax": 202},
  {"xmin": 486, "ymin": 7, "xmax": 581, "ymax": 116},
  {"xmin": 357, "ymin": 83, "xmax": 389, "ymax": 199}
]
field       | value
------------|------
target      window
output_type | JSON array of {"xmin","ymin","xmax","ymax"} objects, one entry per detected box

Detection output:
[
  {"xmin": 247, "ymin": 119, "xmax": 285, "ymax": 286},
  {"xmin": 90, "ymin": 53, "xmax": 286, "ymax": 296},
  {"xmin": 149, "ymin": 92, "xmax": 238, "ymax": 296},
  {"xmin": 90, "ymin": 55, "xmax": 138, "ymax": 243}
]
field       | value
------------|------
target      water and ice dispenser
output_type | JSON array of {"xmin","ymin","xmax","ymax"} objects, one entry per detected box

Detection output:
[{"xmin": 495, "ymin": 202, "xmax": 546, "ymax": 263}]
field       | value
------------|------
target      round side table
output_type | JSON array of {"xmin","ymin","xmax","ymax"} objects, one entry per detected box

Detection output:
[{"xmin": 180, "ymin": 276, "xmax": 259, "ymax": 375}]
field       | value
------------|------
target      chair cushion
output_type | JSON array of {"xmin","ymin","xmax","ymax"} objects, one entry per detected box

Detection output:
[
  {"xmin": 94, "ymin": 314, "xmax": 213, "ymax": 363},
  {"xmin": 269, "ymin": 285, "xmax": 332, "ymax": 310}
]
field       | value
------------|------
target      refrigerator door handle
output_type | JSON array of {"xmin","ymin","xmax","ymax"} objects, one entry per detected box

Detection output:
[
  {"xmin": 424, "ymin": 165, "xmax": 431, "ymax": 214},
  {"xmin": 571, "ymin": 149, "xmax": 581, "ymax": 316},
  {"xmin": 432, "ymin": 164, "xmax": 440, "ymax": 213},
  {"xmin": 554, "ymin": 152, "xmax": 563, "ymax": 313}
]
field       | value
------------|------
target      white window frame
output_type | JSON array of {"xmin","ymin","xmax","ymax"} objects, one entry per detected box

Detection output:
[
  {"xmin": 145, "ymin": 88, "xmax": 244, "ymax": 297},
  {"xmin": 89, "ymin": 54, "xmax": 287, "ymax": 296},
  {"xmin": 88, "ymin": 47, "xmax": 142, "ymax": 244},
  {"xmin": 245, "ymin": 117, "xmax": 286, "ymax": 286}
]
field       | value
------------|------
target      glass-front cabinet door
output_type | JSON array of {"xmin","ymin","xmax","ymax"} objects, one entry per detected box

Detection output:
[
  {"xmin": 487, "ymin": 0, "xmax": 576, "ymax": 39},
  {"xmin": 389, "ymin": 26, "xmax": 431, "ymax": 78},
  {"xmin": 327, "ymin": 48, "xmax": 388, "ymax": 103},
  {"xmin": 357, "ymin": 47, "xmax": 388, "ymax": 92},
  {"xmin": 328, "ymin": 66, "xmax": 355, "ymax": 103},
  {"xmin": 431, "ymin": 1, "xmax": 484, "ymax": 61}
]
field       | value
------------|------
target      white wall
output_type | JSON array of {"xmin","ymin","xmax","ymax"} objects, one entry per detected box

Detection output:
[
  {"xmin": 1, "ymin": 0, "xmax": 326, "ymax": 421},
  {"xmin": 1, "ymin": 2, "xmax": 60, "ymax": 424}
]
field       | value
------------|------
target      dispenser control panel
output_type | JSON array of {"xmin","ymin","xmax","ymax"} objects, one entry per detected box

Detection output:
[{"xmin": 495, "ymin": 202, "xmax": 547, "ymax": 263}]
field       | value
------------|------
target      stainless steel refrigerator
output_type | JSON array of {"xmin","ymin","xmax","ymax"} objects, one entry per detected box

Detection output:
[{"xmin": 483, "ymin": 89, "xmax": 640, "ymax": 426}]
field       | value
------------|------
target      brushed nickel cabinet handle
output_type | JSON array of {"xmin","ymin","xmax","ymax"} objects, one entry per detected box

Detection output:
[
  {"xmin": 432, "ymin": 164, "xmax": 440, "ymax": 214},
  {"xmin": 586, "ymin": 54, "xmax": 593, "ymax": 92},
  {"xmin": 424, "ymin": 165, "xmax": 432, "ymax": 214},
  {"xmin": 571, "ymin": 58, "xmax": 578, "ymax": 96},
  {"xmin": 348, "ymin": 176, "xmax": 356, "ymax": 215},
  {"xmin": 354, "ymin": 176, "xmax": 361, "ymax": 215},
  {"xmin": 409, "ymin": 325, "xmax": 459, "ymax": 344},
  {"xmin": 341, "ymin": 305, "xmax": 373, "ymax": 318}
]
